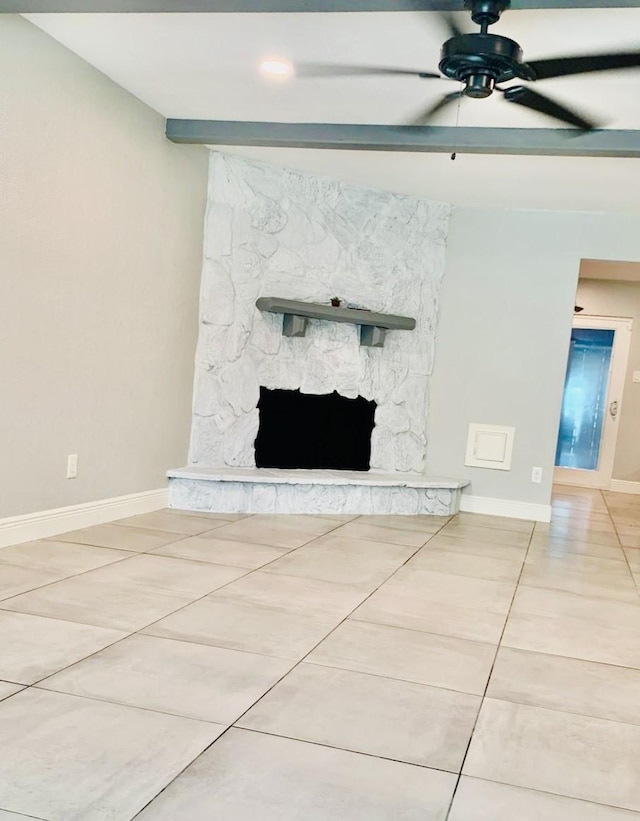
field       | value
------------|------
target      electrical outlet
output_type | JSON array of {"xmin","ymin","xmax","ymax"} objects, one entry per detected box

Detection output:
[
  {"xmin": 531, "ymin": 466, "xmax": 543, "ymax": 484},
  {"xmin": 66, "ymin": 453, "xmax": 78, "ymax": 479}
]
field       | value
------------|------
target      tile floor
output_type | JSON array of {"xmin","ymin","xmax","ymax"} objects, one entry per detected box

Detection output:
[{"xmin": 0, "ymin": 488, "xmax": 639, "ymax": 819}]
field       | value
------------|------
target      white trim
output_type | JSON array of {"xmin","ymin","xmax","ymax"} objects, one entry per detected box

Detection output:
[
  {"xmin": 459, "ymin": 493, "xmax": 551, "ymax": 523},
  {"xmin": 609, "ymin": 479, "xmax": 640, "ymax": 495},
  {"xmin": 0, "ymin": 488, "xmax": 168, "ymax": 549}
]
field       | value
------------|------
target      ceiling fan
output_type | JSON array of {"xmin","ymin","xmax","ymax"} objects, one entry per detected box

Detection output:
[{"xmin": 297, "ymin": 0, "xmax": 640, "ymax": 130}]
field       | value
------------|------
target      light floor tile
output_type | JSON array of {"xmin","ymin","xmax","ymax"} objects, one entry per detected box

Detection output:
[
  {"xmin": 330, "ymin": 520, "xmax": 433, "ymax": 548},
  {"xmin": 0, "ymin": 540, "xmax": 127, "ymax": 574},
  {"xmin": 1, "ymin": 495, "xmax": 639, "ymax": 820},
  {"xmin": 211, "ymin": 515, "xmax": 338, "ymax": 549},
  {"xmin": 52, "ymin": 523, "xmax": 186, "ymax": 553},
  {"xmin": 114, "ymin": 510, "xmax": 230, "ymax": 535},
  {"xmin": 488, "ymin": 647, "xmax": 640, "ymax": 725},
  {"xmin": 545, "ymin": 517, "xmax": 618, "ymax": 536},
  {"xmin": 528, "ymin": 534, "xmax": 625, "ymax": 562},
  {"xmin": 135, "ymin": 728, "xmax": 457, "ymax": 821},
  {"xmin": 2, "ymin": 575, "xmax": 193, "ymax": 631},
  {"xmin": 407, "ymin": 547, "xmax": 523, "ymax": 583},
  {"xmin": 308, "ymin": 620, "xmax": 495, "ymax": 694},
  {"xmin": 40, "ymin": 633, "xmax": 292, "ymax": 723},
  {"xmin": 238, "ymin": 662, "xmax": 480, "ymax": 772},
  {"xmin": 152, "ymin": 535, "xmax": 289, "ymax": 568},
  {"xmin": 143, "ymin": 596, "xmax": 339, "ymax": 659},
  {"xmin": 166, "ymin": 509, "xmax": 249, "ymax": 522},
  {"xmin": 0, "ymin": 563, "xmax": 76, "ymax": 601},
  {"xmin": 384, "ymin": 567, "xmax": 516, "ymax": 615},
  {"xmin": 423, "ymin": 533, "xmax": 528, "ymax": 561},
  {"xmin": 0, "ymin": 611, "xmax": 125, "ymax": 685},
  {"xmin": 449, "ymin": 777, "xmax": 640, "ymax": 820},
  {"xmin": 0, "ymin": 682, "xmax": 24, "ymax": 702},
  {"xmin": 0, "ymin": 688, "xmax": 224, "ymax": 821},
  {"xmin": 452, "ymin": 512, "xmax": 535, "ymax": 534},
  {"xmin": 617, "ymin": 526, "xmax": 640, "ymax": 549},
  {"xmin": 355, "ymin": 514, "xmax": 448, "ymax": 533},
  {"xmin": 550, "ymin": 506, "xmax": 613, "ymax": 523},
  {"xmin": 215, "ymin": 570, "xmax": 369, "ymax": 617},
  {"xmin": 613, "ymin": 513, "xmax": 640, "ymax": 527},
  {"xmin": 536, "ymin": 523, "xmax": 620, "ymax": 548},
  {"xmin": 0, "ymin": 811, "xmax": 46, "ymax": 820},
  {"xmin": 351, "ymin": 587, "xmax": 508, "ymax": 644},
  {"xmin": 80, "ymin": 553, "xmax": 246, "ymax": 596},
  {"xmin": 464, "ymin": 697, "xmax": 640, "ymax": 812},
  {"xmin": 520, "ymin": 553, "xmax": 637, "ymax": 601},
  {"xmin": 438, "ymin": 522, "xmax": 530, "ymax": 548},
  {"xmin": 503, "ymin": 587, "xmax": 640, "ymax": 668},
  {"xmin": 503, "ymin": 611, "xmax": 640, "ymax": 669},
  {"xmin": 262, "ymin": 535, "xmax": 416, "ymax": 589},
  {"xmin": 510, "ymin": 584, "xmax": 640, "ymax": 628}
]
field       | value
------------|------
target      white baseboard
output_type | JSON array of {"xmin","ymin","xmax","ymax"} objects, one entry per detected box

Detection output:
[
  {"xmin": 0, "ymin": 488, "xmax": 169, "ymax": 549},
  {"xmin": 459, "ymin": 493, "xmax": 551, "ymax": 523},
  {"xmin": 609, "ymin": 480, "xmax": 640, "ymax": 495}
]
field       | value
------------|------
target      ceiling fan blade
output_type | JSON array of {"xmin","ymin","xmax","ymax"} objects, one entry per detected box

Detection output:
[
  {"xmin": 437, "ymin": 11, "xmax": 465, "ymax": 39},
  {"xmin": 408, "ymin": 90, "xmax": 464, "ymax": 125},
  {"xmin": 501, "ymin": 85, "xmax": 597, "ymax": 130},
  {"xmin": 296, "ymin": 63, "xmax": 439, "ymax": 79},
  {"xmin": 527, "ymin": 51, "xmax": 640, "ymax": 80}
]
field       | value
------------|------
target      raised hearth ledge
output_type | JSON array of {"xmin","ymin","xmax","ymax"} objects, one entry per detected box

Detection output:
[{"xmin": 167, "ymin": 467, "xmax": 469, "ymax": 516}]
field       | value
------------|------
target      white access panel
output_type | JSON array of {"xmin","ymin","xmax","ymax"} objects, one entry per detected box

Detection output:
[{"xmin": 465, "ymin": 424, "xmax": 515, "ymax": 471}]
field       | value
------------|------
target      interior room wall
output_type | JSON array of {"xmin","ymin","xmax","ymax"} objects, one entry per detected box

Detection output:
[
  {"xmin": 428, "ymin": 207, "xmax": 640, "ymax": 509},
  {"xmin": 575, "ymin": 275, "xmax": 640, "ymax": 483},
  {"xmin": 0, "ymin": 16, "xmax": 209, "ymax": 518}
]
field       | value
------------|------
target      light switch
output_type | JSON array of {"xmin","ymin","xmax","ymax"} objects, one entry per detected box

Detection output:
[{"xmin": 465, "ymin": 424, "xmax": 515, "ymax": 471}]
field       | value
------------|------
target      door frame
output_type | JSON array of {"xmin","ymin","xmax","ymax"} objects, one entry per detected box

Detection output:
[{"xmin": 554, "ymin": 314, "xmax": 633, "ymax": 489}]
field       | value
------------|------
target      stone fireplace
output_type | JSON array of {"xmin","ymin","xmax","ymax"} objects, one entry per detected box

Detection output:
[{"xmin": 168, "ymin": 152, "xmax": 467, "ymax": 515}]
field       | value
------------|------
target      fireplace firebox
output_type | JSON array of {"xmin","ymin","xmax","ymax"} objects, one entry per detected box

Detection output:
[{"xmin": 254, "ymin": 387, "xmax": 376, "ymax": 471}]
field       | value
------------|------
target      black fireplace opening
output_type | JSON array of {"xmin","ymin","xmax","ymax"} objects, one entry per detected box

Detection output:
[{"xmin": 254, "ymin": 387, "xmax": 376, "ymax": 471}]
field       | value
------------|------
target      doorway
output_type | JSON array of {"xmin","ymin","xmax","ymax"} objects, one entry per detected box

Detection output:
[{"xmin": 554, "ymin": 315, "xmax": 632, "ymax": 489}]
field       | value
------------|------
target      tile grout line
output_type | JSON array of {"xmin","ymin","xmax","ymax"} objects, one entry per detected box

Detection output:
[
  {"xmin": 11, "ymin": 515, "xmax": 367, "ymax": 688},
  {"xmin": 128, "ymin": 515, "xmax": 454, "ymax": 819},
  {"xmin": 600, "ymin": 489, "xmax": 640, "ymax": 602},
  {"xmin": 0, "ymin": 509, "xmax": 361, "ymax": 626},
  {"xmin": 443, "ymin": 515, "xmax": 536, "ymax": 820}
]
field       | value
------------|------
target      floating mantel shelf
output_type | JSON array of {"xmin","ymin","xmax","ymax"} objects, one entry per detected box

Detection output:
[{"xmin": 256, "ymin": 297, "xmax": 416, "ymax": 348}]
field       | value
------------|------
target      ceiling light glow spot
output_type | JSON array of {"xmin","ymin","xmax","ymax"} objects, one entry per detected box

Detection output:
[{"xmin": 260, "ymin": 58, "xmax": 294, "ymax": 79}]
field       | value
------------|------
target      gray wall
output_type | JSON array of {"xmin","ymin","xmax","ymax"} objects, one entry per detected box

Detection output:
[
  {"xmin": 0, "ymin": 16, "xmax": 209, "ymax": 517},
  {"xmin": 576, "ymin": 277, "xmax": 640, "ymax": 482},
  {"xmin": 427, "ymin": 207, "xmax": 640, "ymax": 506}
]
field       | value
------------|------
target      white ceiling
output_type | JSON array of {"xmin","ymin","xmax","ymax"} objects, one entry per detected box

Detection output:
[{"xmin": 24, "ymin": 9, "xmax": 640, "ymax": 211}]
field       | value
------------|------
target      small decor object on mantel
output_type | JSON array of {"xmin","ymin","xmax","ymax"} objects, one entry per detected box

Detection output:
[
  {"xmin": 330, "ymin": 296, "xmax": 342, "ymax": 307},
  {"xmin": 256, "ymin": 296, "xmax": 416, "ymax": 349}
]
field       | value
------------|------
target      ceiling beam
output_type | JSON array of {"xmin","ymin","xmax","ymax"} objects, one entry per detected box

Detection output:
[
  {"xmin": 5, "ymin": 0, "xmax": 640, "ymax": 10},
  {"xmin": 165, "ymin": 120, "xmax": 640, "ymax": 158}
]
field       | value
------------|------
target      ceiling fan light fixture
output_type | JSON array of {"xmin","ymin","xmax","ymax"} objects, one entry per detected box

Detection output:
[{"xmin": 259, "ymin": 58, "xmax": 294, "ymax": 79}]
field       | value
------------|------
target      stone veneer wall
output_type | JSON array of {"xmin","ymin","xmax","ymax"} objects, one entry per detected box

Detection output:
[{"xmin": 189, "ymin": 152, "xmax": 451, "ymax": 473}]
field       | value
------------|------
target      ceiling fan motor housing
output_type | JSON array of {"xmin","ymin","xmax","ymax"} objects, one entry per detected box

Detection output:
[
  {"xmin": 464, "ymin": 0, "xmax": 511, "ymax": 28},
  {"xmin": 439, "ymin": 34, "xmax": 533, "ymax": 97}
]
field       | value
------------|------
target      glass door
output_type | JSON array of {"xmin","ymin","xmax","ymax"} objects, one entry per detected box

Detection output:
[{"xmin": 554, "ymin": 316, "xmax": 632, "ymax": 489}]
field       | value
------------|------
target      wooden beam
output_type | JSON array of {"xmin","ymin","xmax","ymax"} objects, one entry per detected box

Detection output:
[
  {"xmin": 165, "ymin": 120, "xmax": 640, "ymax": 158},
  {"xmin": 5, "ymin": 0, "xmax": 640, "ymax": 11}
]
